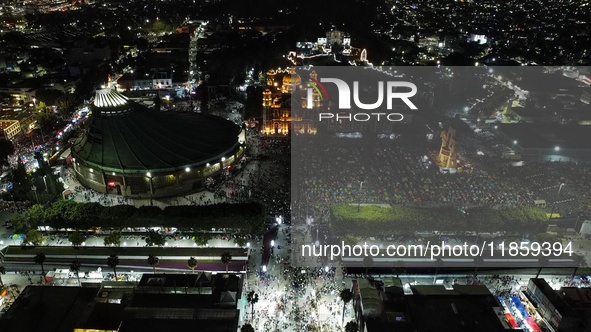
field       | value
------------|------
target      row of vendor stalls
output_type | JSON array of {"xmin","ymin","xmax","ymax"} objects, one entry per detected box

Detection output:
[{"xmin": 498, "ymin": 293, "xmax": 544, "ymax": 331}]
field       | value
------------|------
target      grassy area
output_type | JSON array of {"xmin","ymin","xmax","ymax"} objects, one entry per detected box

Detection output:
[{"xmin": 330, "ymin": 204, "xmax": 548, "ymax": 237}]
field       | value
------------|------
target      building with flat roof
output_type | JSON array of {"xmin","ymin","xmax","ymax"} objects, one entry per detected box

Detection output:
[
  {"xmin": 497, "ymin": 124, "xmax": 591, "ymax": 160},
  {"xmin": 0, "ymin": 285, "xmax": 101, "ymax": 332},
  {"xmin": 1, "ymin": 273, "xmax": 243, "ymax": 332},
  {"xmin": 0, "ymin": 119, "xmax": 21, "ymax": 140},
  {"xmin": 352, "ymin": 279, "xmax": 519, "ymax": 332},
  {"xmin": 527, "ymin": 279, "xmax": 590, "ymax": 331}
]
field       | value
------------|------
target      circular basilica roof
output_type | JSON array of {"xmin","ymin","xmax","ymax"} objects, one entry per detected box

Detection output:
[{"xmin": 72, "ymin": 88, "xmax": 241, "ymax": 174}]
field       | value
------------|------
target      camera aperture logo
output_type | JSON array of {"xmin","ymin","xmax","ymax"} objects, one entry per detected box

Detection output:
[
  {"xmin": 307, "ymin": 77, "xmax": 418, "ymax": 122},
  {"xmin": 306, "ymin": 78, "xmax": 330, "ymax": 108}
]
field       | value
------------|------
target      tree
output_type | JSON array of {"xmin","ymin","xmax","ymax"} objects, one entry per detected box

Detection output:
[
  {"xmin": 240, "ymin": 324, "xmax": 255, "ymax": 332},
  {"xmin": 187, "ymin": 257, "xmax": 198, "ymax": 273},
  {"xmin": 44, "ymin": 199, "xmax": 79, "ymax": 230},
  {"xmin": 8, "ymin": 162, "xmax": 31, "ymax": 201},
  {"xmin": 345, "ymin": 321, "xmax": 358, "ymax": 332},
  {"xmin": 34, "ymin": 252, "xmax": 47, "ymax": 282},
  {"xmin": 55, "ymin": 93, "xmax": 77, "ymax": 119},
  {"xmin": 69, "ymin": 232, "xmax": 85, "ymax": 247},
  {"xmin": 23, "ymin": 229, "xmax": 45, "ymax": 246},
  {"xmin": 35, "ymin": 88, "xmax": 65, "ymax": 106},
  {"xmin": 26, "ymin": 204, "xmax": 46, "ymax": 227},
  {"xmin": 221, "ymin": 251, "xmax": 232, "ymax": 272},
  {"xmin": 10, "ymin": 215, "xmax": 29, "ymax": 233},
  {"xmin": 340, "ymin": 288, "xmax": 353, "ymax": 324},
  {"xmin": 147, "ymin": 255, "xmax": 159, "ymax": 273},
  {"xmin": 107, "ymin": 254, "xmax": 119, "ymax": 280},
  {"xmin": 70, "ymin": 260, "xmax": 82, "ymax": 286},
  {"xmin": 32, "ymin": 105, "xmax": 57, "ymax": 129},
  {"xmin": 246, "ymin": 290, "xmax": 259, "ymax": 322},
  {"xmin": 72, "ymin": 203, "xmax": 103, "ymax": 229},
  {"xmin": 144, "ymin": 230, "xmax": 165, "ymax": 247},
  {"xmin": 104, "ymin": 232, "xmax": 122, "ymax": 247},
  {"xmin": 0, "ymin": 139, "xmax": 15, "ymax": 167},
  {"xmin": 193, "ymin": 233, "xmax": 210, "ymax": 246}
]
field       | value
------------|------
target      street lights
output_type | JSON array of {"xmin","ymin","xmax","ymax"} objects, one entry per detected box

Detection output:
[
  {"xmin": 548, "ymin": 183, "xmax": 565, "ymax": 221},
  {"xmin": 358, "ymin": 181, "xmax": 364, "ymax": 213},
  {"xmin": 31, "ymin": 185, "xmax": 39, "ymax": 203},
  {"xmin": 146, "ymin": 172, "xmax": 154, "ymax": 197},
  {"xmin": 315, "ymin": 228, "xmax": 319, "ymax": 246}
]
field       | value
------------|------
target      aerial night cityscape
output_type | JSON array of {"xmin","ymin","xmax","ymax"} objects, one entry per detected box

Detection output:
[{"xmin": 0, "ymin": 0, "xmax": 590, "ymax": 331}]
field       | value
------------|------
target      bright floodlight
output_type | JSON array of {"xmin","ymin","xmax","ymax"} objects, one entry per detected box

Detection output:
[
  {"xmin": 221, "ymin": 157, "xmax": 226, "ymax": 162},
  {"xmin": 262, "ymin": 265, "xmax": 267, "ymax": 272},
  {"xmin": 185, "ymin": 167, "xmax": 190, "ymax": 172},
  {"xmin": 555, "ymin": 146, "xmax": 560, "ymax": 151},
  {"xmin": 246, "ymin": 242, "xmax": 250, "ymax": 248},
  {"xmin": 513, "ymin": 140, "xmax": 518, "ymax": 145},
  {"xmin": 146, "ymin": 172, "xmax": 151, "ymax": 177},
  {"xmin": 271, "ymin": 240, "xmax": 275, "ymax": 247}
]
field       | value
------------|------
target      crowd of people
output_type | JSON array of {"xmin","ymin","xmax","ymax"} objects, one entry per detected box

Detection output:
[
  {"xmin": 246, "ymin": 222, "xmax": 347, "ymax": 332},
  {"xmin": 292, "ymin": 129, "xmax": 591, "ymax": 227},
  {"xmin": 0, "ymin": 200, "xmax": 31, "ymax": 213}
]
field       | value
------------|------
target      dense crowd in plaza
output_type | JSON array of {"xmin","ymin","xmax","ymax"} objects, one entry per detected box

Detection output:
[
  {"xmin": 246, "ymin": 223, "xmax": 347, "ymax": 332},
  {"xmin": 0, "ymin": 201, "xmax": 30, "ymax": 213},
  {"xmin": 293, "ymin": 131, "xmax": 591, "ymax": 225}
]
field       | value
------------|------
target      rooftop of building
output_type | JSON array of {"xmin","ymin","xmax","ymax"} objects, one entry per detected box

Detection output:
[
  {"xmin": 0, "ymin": 285, "xmax": 100, "ymax": 332},
  {"xmin": 559, "ymin": 287, "xmax": 591, "ymax": 309},
  {"xmin": 497, "ymin": 123, "xmax": 591, "ymax": 149},
  {"xmin": 138, "ymin": 272, "xmax": 213, "ymax": 287},
  {"xmin": 1, "ymin": 273, "xmax": 243, "ymax": 332},
  {"xmin": 118, "ymin": 318, "xmax": 238, "ymax": 332},
  {"xmin": 405, "ymin": 286, "xmax": 507, "ymax": 332},
  {"xmin": 359, "ymin": 280, "xmax": 515, "ymax": 332}
]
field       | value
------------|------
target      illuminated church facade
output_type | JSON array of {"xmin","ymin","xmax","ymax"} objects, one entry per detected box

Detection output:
[{"xmin": 261, "ymin": 68, "xmax": 320, "ymax": 136}]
